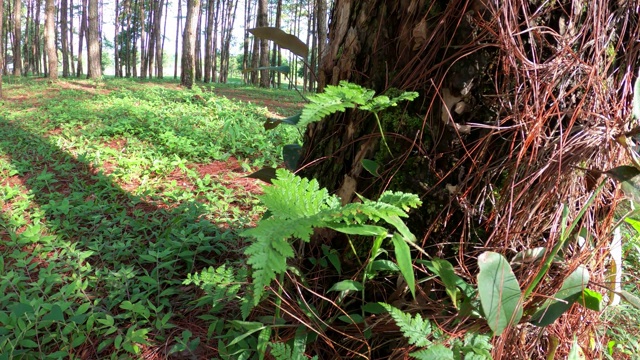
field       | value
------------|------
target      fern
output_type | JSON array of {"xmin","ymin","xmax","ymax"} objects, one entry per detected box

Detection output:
[
  {"xmin": 242, "ymin": 169, "xmax": 422, "ymax": 306},
  {"xmin": 381, "ymin": 303, "xmax": 433, "ymax": 347}
]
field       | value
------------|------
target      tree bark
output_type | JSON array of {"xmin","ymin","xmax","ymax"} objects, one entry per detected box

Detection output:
[
  {"xmin": 257, "ymin": 0, "xmax": 268, "ymax": 87},
  {"xmin": 204, "ymin": 0, "xmax": 215, "ymax": 83},
  {"xmin": 60, "ymin": 0, "xmax": 70, "ymax": 77},
  {"xmin": 194, "ymin": 2, "xmax": 202, "ymax": 81},
  {"xmin": 76, "ymin": 0, "xmax": 87, "ymax": 77},
  {"xmin": 181, "ymin": 0, "xmax": 200, "ymax": 88},
  {"xmin": 153, "ymin": 0, "xmax": 164, "ymax": 78},
  {"xmin": 114, "ymin": 0, "xmax": 120, "ymax": 76},
  {"xmin": 315, "ymin": 0, "xmax": 326, "ymax": 92},
  {"xmin": 0, "ymin": 0, "xmax": 4, "ymax": 97},
  {"xmin": 87, "ymin": 0, "xmax": 101, "ymax": 79},
  {"xmin": 12, "ymin": 0, "xmax": 21, "ymax": 75},
  {"xmin": 173, "ymin": 0, "xmax": 181, "ymax": 79},
  {"xmin": 45, "ymin": 0, "xmax": 57, "ymax": 79}
]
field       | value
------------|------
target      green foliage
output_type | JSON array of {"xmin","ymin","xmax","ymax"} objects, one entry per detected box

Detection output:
[
  {"xmin": 298, "ymin": 81, "xmax": 418, "ymax": 128},
  {"xmin": 242, "ymin": 169, "xmax": 422, "ymax": 305},
  {"xmin": 381, "ymin": 303, "xmax": 433, "ymax": 347},
  {"xmin": 477, "ymin": 252, "xmax": 523, "ymax": 336},
  {"xmin": 530, "ymin": 266, "xmax": 589, "ymax": 327}
]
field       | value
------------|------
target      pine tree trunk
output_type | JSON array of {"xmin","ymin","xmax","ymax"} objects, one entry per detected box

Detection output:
[
  {"xmin": 60, "ymin": 0, "xmax": 69, "ymax": 77},
  {"xmin": 181, "ymin": 0, "xmax": 200, "ymax": 88},
  {"xmin": 0, "ymin": 0, "xmax": 4, "ymax": 97},
  {"xmin": 76, "ymin": 0, "xmax": 87, "ymax": 77},
  {"xmin": 69, "ymin": 0, "xmax": 75, "ymax": 74},
  {"xmin": 194, "ymin": 3, "xmax": 202, "ymax": 81},
  {"xmin": 114, "ymin": 0, "xmax": 120, "ymax": 77},
  {"xmin": 12, "ymin": 0, "xmax": 21, "ymax": 75},
  {"xmin": 45, "ymin": 0, "xmax": 57, "ymax": 79},
  {"xmin": 87, "ymin": 0, "xmax": 101, "ymax": 79},
  {"xmin": 257, "ymin": 0, "xmax": 268, "ymax": 87},
  {"xmin": 173, "ymin": 0, "xmax": 181, "ymax": 79}
]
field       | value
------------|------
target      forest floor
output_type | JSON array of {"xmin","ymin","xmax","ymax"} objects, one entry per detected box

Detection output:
[{"xmin": 0, "ymin": 76, "xmax": 304, "ymax": 359}]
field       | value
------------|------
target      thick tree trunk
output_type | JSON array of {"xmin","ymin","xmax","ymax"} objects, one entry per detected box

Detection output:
[
  {"xmin": 181, "ymin": 0, "xmax": 200, "ymax": 88},
  {"xmin": 87, "ymin": 0, "xmax": 101, "ymax": 79},
  {"xmin": 45, "ymin": 0, "xmax": 57, "ymax": 79}
]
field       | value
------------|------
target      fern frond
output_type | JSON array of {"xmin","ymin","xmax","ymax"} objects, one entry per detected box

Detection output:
[
  {"xmin": 261, "ymin": 169, "xmax": 335, "ymax": 219},
  {"xmin": 298, "ymin": 81, "xmax": 375, "ymax": 127},
  {"xmin": 381, "ymin": 303, "xmax": 433, "ymax": 347},
  {"xmin": 245, "ymin": 235, "xmax": 293, "ymax": 305},
  {"xmin": 378, "ymin": 191, "xmax": 422, "ymax": 212},
  {"xmin": 269, "ymin": 342, "xmax": 292, "ymax": 360},
  {"xmin": 409, "ymin": 344, "xmax": 454, "ymax": 360}
]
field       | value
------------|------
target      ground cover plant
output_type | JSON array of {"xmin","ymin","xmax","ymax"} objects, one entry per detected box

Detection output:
[{"xmin": 0, "ymin": 77, "xmax": 299, "ymax": 359}]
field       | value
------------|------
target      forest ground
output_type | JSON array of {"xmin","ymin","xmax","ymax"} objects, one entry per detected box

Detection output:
[{"xmin": 0, "ymin": 77, "xmax": 638, "ymax": 359}]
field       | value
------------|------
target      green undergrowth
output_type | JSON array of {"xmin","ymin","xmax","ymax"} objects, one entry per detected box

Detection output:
[{"xmin": 0, "ymin": 77, "xmax": 299, "ymax": 359}]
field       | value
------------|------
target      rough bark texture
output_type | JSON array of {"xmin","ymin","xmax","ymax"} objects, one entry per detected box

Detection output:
[
  {"xmin": 87, "ymin": 0, "xmax": 101, "ymax": 79},
  {"xmin": 60, "ymin": 0, "xmax": 70, "ymax": 77},
  {"xmin": 45, "ymin": 0, "xmax": 57, "ymax": 79},
  {"xmin": 181, "ymin": 0, "xmax": 201, "ymax": 88}
]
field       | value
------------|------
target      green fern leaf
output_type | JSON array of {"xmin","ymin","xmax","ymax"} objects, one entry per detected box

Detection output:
[
  {"xmin": 269, "ymin": 342, "xmax": 292, "ymax": 360},
  {"xmin": 410, "ymin": 344, "xmax": 454, "ymax": 360},
  {"xmin": 298, "ymin": 81, "xmax": 376, "ymax": 127},
  {"xmin": 261, "ymin": 169, "xmax": 334, "ymax": 219},
  {"xmin": 381, "ymin": 303, "xmax": 432, "ymax": 347},
  {"xmin": 378, "ymin": 191, "xmax": 422, "ymax": 212},
  {"xmin": 245, "ymin": 236, "xmax": 292, "ymax": 305}
]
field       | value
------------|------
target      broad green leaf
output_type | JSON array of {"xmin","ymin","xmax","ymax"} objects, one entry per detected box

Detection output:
[
  {"xmin": 409, "ymin": 344, "xmax": 454, "ymax": 360},
  {"xmin": 392, "ymin": 233, "xmax": 416, "ymax": 298},
  {"xmin": 362, "ymin": 159, "xmax": 380, "ymax": 177},
  {"xmin": 328, "ymin": 280, "xmax": 364, "ymax": 292},
  {"xmin": 624, "ymin": 216, "xmax": 640, "ymax": 233},
  {"xmin": 362, "ymin": 302, "xmax": 387, "ymax": 314},
  {"xmin": 369, "ymin": 259, "xmax": 400, "ymax": 272},
  {"xmin": 249, "ymin": 27, "xmax": 309, "ymax": 58},
  {"xmin": 425, "ymin": 258, "xmax": 462, "ymax": 307},
  {"xmin": 327, "ymin": 224, "xmax": 387, "ymax": 236},
  {"xmin": 42, "ymin": 304, "xmax": 65, "ymax": 322},
  {"xmin": 338, "ymin": 313, "xmax": 364, "ymax": 324},
  {"xmin": 246, "ymin": 167, "xmax": 277, "ymax": 184},
  {"xmin": 19, "ymin": 339, "xmax": 39, "ymax": 348},
  {"xmin": 579, "ymin": 288, "xmax": 604, "ymax": 311},
  {"xmin": 477, "ymin": 252, "xmax": 523, "ymax": 336},
  {"xmin": 531, "ymin": 265, "xmax": 589, "ymax": 327},
  {"xmin": 282, "ymin": 144, "xmax": 302, "ymax": 171}
]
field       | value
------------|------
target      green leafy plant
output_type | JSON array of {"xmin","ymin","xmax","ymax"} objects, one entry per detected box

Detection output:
[{"xmin": 242, "ymin": 168, "xmax": 422, "ymax": 306}]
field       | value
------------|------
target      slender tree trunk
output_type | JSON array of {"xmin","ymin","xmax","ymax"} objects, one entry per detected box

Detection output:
[
  {"xmin": 0, "ymin": 0, "xmax": 4, "ymax": 97},
  {"xmin": 24, "ymin": 0, "xmax": 31, "ymax": 74},
  {"xmin": 153, "ymin": 0, "xmax": 164, "ymax": 78},
  {"xmin": 87, "ymin": 0, "xmax": 101, "ymax": 79},
  {"xmin": 13, "ymin": 0, "xmax": 21, "ymax": 75},
  {"xmin": 241, "ymin": 0, "xmax": 249, "ymax": 83},
  {"xmin": 257, "ymin": 0, "xmax": 268, "ymax": 87},
  {"xmin": 249, "ymin": 0, "xmax": 258, "ymax": 85},
  {"xmin": 194, "ymin": 2, "xmax": 202, "ymax": 81},
  {"xmin": 69, "ymin": 0, "xmax": 74, "ymax": 74},
  {"xmin": 138, "ymin": 0, "xmax": 146, "ymax": 78},
  {"xmin": 181, "ymin": 0, "xmax": 200, "ymax": 88},
  {"xmin": 159, "ymin": 0, "xmax": 168, "ymax": 78},
  {"xmin": 173, "ymin": 0, "xmax": 181, "ymax": 79},
  {"xmin": 114, "ymin": 0, "xmax": 119, "ymax": 76},
  {"xmin": 61, "ymin": 0, "xmax": 70, "ymax": 77},
  {"xmin": 316, "ymin": 0, "xmax": 326, "ymax": 92},
  {"xmin": 45, "ymin": 0, "xmax": 57, "ymax": 79},
  {"xmin": 203, "ymin": 0, "xmax": 214, "ymax": 83},
  {"xmin": 76, "ymin": 0, "xmax": 87, "ymax": 77},
  {"xmin": 269, "ymin": 0, "xmax": 281, "ymax": 87}
]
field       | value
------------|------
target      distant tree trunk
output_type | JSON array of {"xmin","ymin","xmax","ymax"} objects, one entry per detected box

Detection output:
[
  {"xmin": 69, "ymin": 0, "xmax": 75, "ymax": 74},
  {"xmin": 181, "ymin": 0, "xmax": 200, "ymax": 88},
  {"xmin": 270, "ymin": 0, "xmax": 281, "ymax": 87},
  {"xmin": 45, "ymin": 0, "xmax": 57, "ymax": 79},
  {"xmin": 194, "ymin": 3, "xmax": 202, "ymax": 81},
  {"xmin": 219, "ymin": 0, "xmax": 238, "ymax": 83},
  {"xmin": 76, "ymin": 0, "xmax": 87, "ymax": 77},
  {"xmin": 13, "ymin": 0, "xmax": 21, "ymax": 75},
  {"xmin": 203, "ymin": 0, "xmax": 214, "ymax": 83},
  {"xmin": 114, "ymin": 0, "xmax": 119, "ymax": 76},
  {"xmin": 0, "ymin": 0, "xmax": 4, "ymax": 97},
  {"xmin": 87, "ymin": 0, "xmax": 101, "ymax": 79},
  {"xmin": 249, "ymin": 1, "xmax": 258, "ymax": 85},
  {"xmin": 241, "ymin": 0, "xmax": 250, "ymax": 83},
  {"xmin": 138, "ymin": 0, "xmax": 147, "ymax": 78},
  {"xmin": 24, "ymin": 0, "xmax": 31, "ymax": 74},
  {"xmin": 153, "ymin": 0, "xmax": 164, "ymax": 78},
  {"xmin": 60, "ymin": 0, "xmax": 70, "ymax": 77},
  {"xmin": 173, "ymin": 0, "xmax": 181, "ymax": 79},
  {"xmin": 315, "ymin": 0, "xmax": 326, "ymax": 92},
  {"xmin": 257, "ymin": 0, "xmax": 268, "ymax": 87}
]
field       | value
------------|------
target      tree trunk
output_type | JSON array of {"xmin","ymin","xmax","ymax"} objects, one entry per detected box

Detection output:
[
  {"xmin": 154, "ymin": 0, "xmax": 164, "ymax": 78},
  {"xmin": 60, "ymin": 0, "xmax": 69, "ymax": 77},
  {"xmin": 194, "ymin": 2, "xmax": 202, "ymax": 81},
  {"xmin": 173, "ymin": 0, "xmax": 181, "ymax": 79},
  {"xmin": 0, "ymin": 0, "xmax": 4, "ymax": 97},
  {"xmin": 138, "ymin": 0, "xmax": 146, "ymax": 78},
  {"xmin": 241, "ymin": 0, "xmax": 249, "ymax": 83},
  {"xmin": 181, "ymin": 0, "xmax": 200, "ymax": 88},
  {"xmin": 315, "ymin": 0, "xmax": 326, "ymax": 92},
  {"xmin": 257, "ymin": 0, "xmax": 268, "ymax": 87},
  {"xmin": 76, "ymin": 0, "xmax": 87, "ymax": 77},
  {"xmin": 87, "ymin": 0, "xmax": 101, "ymax": 79},
  {"xmin": 12, "ymin": 0, "xmax": 21, "ymax": 75},
  {"xmin": 203, "ymin": 0, "xmax": 214, "ymax": 83},
  {"xmin": 69, "ymin": 0, "xmax": 75, "ymax": 74},
  {"xmin": 114, "ymin": 0, "xmax": 119, "ymax": 76},
  {"xmin": 45, "ymin": 0, "xmax": 57, "ymax": 79}
]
